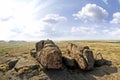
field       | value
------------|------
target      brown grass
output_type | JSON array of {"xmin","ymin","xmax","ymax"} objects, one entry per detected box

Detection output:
[{"xmin": 0, "ymin": 40, "xmax": 120, "ymax": 66}]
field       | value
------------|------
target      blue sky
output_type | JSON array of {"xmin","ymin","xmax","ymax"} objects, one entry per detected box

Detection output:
[{"xmin": 0, "ymin": 0, "xmax": 120, "ymax": 40}]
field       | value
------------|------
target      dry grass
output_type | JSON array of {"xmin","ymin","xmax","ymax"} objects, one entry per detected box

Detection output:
[
  {"xmin": 0, "ymin": 41, "xmax": 35, "ymax": 54},
  {"xmin": 0, "ymin": 40, "xmax": 120, "ymax": 80},
  {"xmin": 56, "ymin": 41, "xmax": 120, "ymax": 66},
  {"xmin": 0, "ymin": 40, "xmax": 120, "ymax": 66}
]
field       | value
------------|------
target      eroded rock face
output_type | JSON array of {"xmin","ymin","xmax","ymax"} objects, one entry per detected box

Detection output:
[
  {"xmin": 36, "ymin": 40, "xmax": 55, "ymax": 52},
  {"xmin": 67, "ymin": 43, "xmax": 81, "ymax": 54},
  {"xmin": 94, "ymin": 53, "xmax": 105, "ymax": 67},
  {"xmin": 36, "ymin": 40, "xmax": 62, "ymax": 69},
  {"xmin": 14, "ymin": 54, "xmax": 40, "ymax": 76},
  {"xmin": 0, "ymin": 57, "xmax": 18, "ymax": 72},
  {"xmin": 82, "ymin": 49, "xmax": 94, "ymax": 70},
  {"xmin": 30, "ymin": 49, "xmax": 37, "ymax": 58},
  {"xmin": 36, "ymin": 40, "xmax": 44, "ymax": 52},
  {"xmin": 74, "ymin": 54, "xmax": 87, "ymax": 70},
  {"xmin": 64, "ymin": 43, "xmax": 95, "ymax": 70}
]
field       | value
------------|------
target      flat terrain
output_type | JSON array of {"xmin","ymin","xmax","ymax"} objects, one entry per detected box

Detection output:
[{"xmin": 0, "ymin": 40, "xmax": 120, "ymax": 80}]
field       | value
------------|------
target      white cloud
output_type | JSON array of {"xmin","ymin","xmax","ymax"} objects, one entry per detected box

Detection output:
[
  {"xmin": 73, "ymin": 3, "xmax": 108, "ymax": 21},
  {"xmin": 103, "ymin": 28, "xmax": 120, "ymax": 38},
  {"xmin": 0, "ymin": 0, "xmax": 66, "ymax": 40},
  {"xmin": 102, "ymin": 0, "xmax": 108, "ymax": 4},
  {"xmin": 42, "ymin": 14, "xmax": 67, "ymax": 24},
  {"xmin": 0, "ymin": 0, "xmax": 15, "ymax": 21},
  {"xmin": 71, "ymin": 26, "xmax": 97, "ymax": 35},
  {"xmin": 119, "ymin": 0, "xmax": 120, "ymax": 4},
  {"xmin": 110, "ymin": 12, "xmax": 120, "ymax": 24}
]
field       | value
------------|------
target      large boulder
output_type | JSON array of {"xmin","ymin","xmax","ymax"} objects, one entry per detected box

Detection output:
[
  {"xmin": 36, "ymin": 40, "xmax": 62, "ymax": 69},
  {"xmin": 65, "ymin": 43, "xmax": 95, "ymax": 70},
  {"xmin": 82, "ymin": 49, "xmax": 94, "ymax": 70},
  {"xmin": 35, "ymin": 40, "xmax": 55, "ymax": 52},
  {"xmin": 35, "ymin": 40, "xmax": 44, "ymax": 52}
]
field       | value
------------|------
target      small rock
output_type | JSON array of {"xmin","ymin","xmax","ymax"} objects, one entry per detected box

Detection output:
[
  {"xmin": 8, "ymin": 59, "xmax": 18, "ymax": 70},
  {"xmin": 94, "ymin": 53, "xmax": 105, "ymax": 67},
  {"xmin": 30, "ymin": 49, "xmax": 37, "ymax": 58},
  {"xmin": 0, "ymin": 63, "xmax": 9, "ymax": 72}
]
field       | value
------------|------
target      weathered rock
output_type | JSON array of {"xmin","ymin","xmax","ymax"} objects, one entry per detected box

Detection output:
[
  {"xmin": 36, "ymin": 40, "xmax": 55, "ymax": 52},
  {"xmin": 62, "ymin": 56, "xmax": 76, "ymax": 68},
  {"xmin": 37, "ymin": 40, "xmax": 62, "ymax": 69},
  {"xmin": 44, "ymin": 40, "xmax": 55, "ymax": 46},
  {"xmin": 67, "ymin": 43, "xmax": 80, "ymax": 54},
  {"xmin": 0, "ymin": 58, "xmax": 18, "ymax": 72},
  {"xmin": 74, "ymin": 54, "xmax": 87, "ymax": 70},
  {"xmin": 82, "ymin": 49, "xmax": 94, "ymax": 70},
  {"xmin": 8, "ymin": 59, "xmax": 18, "ymax": 70},
  {"xmin": 36, "ymin": 40, "xmax": 44, "ymax": 52},
  {"xmin": 65, "ymin": 43, "xmax": 95, "ymax": 70},
  {"xmin": 30, "ymin": 49, "xmax": 37, "ymax": 58},
  {"xmin": 94, "ymin": 53, "xmax": 105, "ymax": 67},
  {"xmin": 80, "ymin": 46, "xmax": 90, "ymax": 53},
  {"xmin": 0, "ymin": 63, "xmax": 9, "ymax": 72},
  {"xmin": 15, "ymin": 54, "xmax": 40, "ymax": 75}
]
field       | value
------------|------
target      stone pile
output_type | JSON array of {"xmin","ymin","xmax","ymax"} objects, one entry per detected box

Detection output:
[
  {"xmin": 31, "ymin": 40, "xmax": 105, "ymax": 70},
  {"xmin": 62, "ymin": 43, "xmax": 105, "ymax": 70}
]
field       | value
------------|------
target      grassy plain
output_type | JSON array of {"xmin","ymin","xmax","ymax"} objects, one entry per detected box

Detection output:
[
  {"xmin": 0, "ymin": 40, "xmax": 120, "ymax": 80},
  {"xmin": 0, "ymin": 40, "xmax": 120, "ymax": 63}
]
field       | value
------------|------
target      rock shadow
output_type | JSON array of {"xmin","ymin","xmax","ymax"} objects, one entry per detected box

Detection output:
[
  {"xmin": 89, "ymin": 60, "xmax": 117, "ymax": 77},
  {"xmin": 43, "ymin": 59, "xmax": 117, "ymax": 80},
  {"xmin": 43, "ymin": 68, "xmax": 96, "ymax": 80}
]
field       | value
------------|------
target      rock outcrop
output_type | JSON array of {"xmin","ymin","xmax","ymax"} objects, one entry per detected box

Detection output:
[
  {"xmin": 94, "ymin": 53, "xmax": 105, "ymax": 67},
  {"xmin": 14, "ymin": 54, "xmax": 40, "ymax": 75},
  {"xmin": 36, "ymin": 40, "xmax": 62, "ymax": 69},
  {"xmin": 35, "ymin": 40, "xmax": 55, "ymax": 52},
  {"xmin": 0, "ymin": 40, "xmax": 112, "ymax": 80},
  {"xmin": 63, "ymin": 43, "xmax": 95, "ymax": 70},
  {"xmin": 0, "ymin": 57, "xmax": 18, "ymax": 72},
  {"xmin": 30, "ymin": 49, "xmax": 37, "ymax": 58}
]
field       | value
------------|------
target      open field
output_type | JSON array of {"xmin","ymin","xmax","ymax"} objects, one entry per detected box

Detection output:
[
  {"xmin": 0, "ymin": 40, "xmax": 120, "ymax": 80},
  {"xmin": 0, "ymin": 41, "xmax": 35, "ymax": 54}
]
